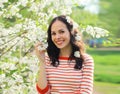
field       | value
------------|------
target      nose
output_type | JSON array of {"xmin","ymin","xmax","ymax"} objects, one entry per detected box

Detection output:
[{"xmin": 55, "ymin": 34, "xmax": 61, "ymax": 39}]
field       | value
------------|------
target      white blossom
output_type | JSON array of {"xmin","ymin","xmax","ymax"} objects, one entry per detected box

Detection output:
[
  {"xmin": 84, "ymin": 25, "xmax": 109, "ymax": 38},
  {"xmin": 74, "ymin": 51, "xmax": 80, "ymax": 58},
  {"xmin": 66, "ymin": 16, "xmax": 71, "ymax": 23},
  {"xmin": 17, "ymin": 0, "xmax": 28, "ymax": 7},
  {"xmin": 75, "ymin": 34, "xmax": 81, "ymax": 41},
  {"xmin": 73, "ymin": 21, "xmax": 79, "ymax": 29},
  {"xmin": 0, "ymin": 0, "xmax": 8, "ymax": 8}
]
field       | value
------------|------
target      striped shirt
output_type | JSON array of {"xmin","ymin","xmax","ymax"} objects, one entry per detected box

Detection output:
[{"xmin": 36, "ymin": 53, "xmax": 94, "ymax": 94}]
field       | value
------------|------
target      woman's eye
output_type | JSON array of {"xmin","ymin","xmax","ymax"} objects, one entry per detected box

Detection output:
[
  {"xmin": 60, "ymin": 30, "xmax": 64, "ymax": 33},
  {"xmin": 51, "ymin": 32, "xmax": 56, "ymax": 35}
]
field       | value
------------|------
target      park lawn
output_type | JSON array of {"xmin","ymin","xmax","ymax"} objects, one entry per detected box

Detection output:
[
  {"xmin": 94, "ymin": 81, "xmax": 120, "ymax": 94},
  {"xmin": 87, "ymin": 48, "xmax": 120, "ymax": 83}
]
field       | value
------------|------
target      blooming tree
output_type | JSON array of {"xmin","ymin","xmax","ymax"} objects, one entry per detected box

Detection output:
[
  {"xmin": 82, "ymin": 25, "xmax": 109, "ymax": 38},
  {"xmin": 0, "ymin": 0, "xmax": 109, "ymax": 94}
]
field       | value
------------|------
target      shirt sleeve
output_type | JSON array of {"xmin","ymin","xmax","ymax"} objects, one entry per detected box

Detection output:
[
  {"xmin": 36, "ymin": 83, "xmax": 50, "ymax": 94},
  {"xmin": 80, "ymin": 54, "xmax": 94, "ymax": 94}
]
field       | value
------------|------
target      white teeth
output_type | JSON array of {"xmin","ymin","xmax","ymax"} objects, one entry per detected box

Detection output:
[{"xmin": 56, "ymin": 40, "xmax": 63, "ymax": 45}]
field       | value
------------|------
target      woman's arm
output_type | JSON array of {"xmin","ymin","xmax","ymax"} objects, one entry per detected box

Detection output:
[
  {"xmin": 34, "ymin": 43, "xmax": 50, "ymax": 94},
  {"xmin": 80, "ymin": 54, "xmax": 94, "ymax": 94}
]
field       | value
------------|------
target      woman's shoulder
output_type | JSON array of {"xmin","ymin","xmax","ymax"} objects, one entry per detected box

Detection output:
[{"xmin": 82, "ymin": 53, "xmax": 94, "ymax": 64}]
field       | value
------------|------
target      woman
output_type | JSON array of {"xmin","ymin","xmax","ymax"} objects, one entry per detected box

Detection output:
[{"xmin": 35, "ymin": 15, "xmax": 94, "ymax": 94}]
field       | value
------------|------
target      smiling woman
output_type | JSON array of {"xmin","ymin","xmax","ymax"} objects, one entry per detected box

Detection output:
[
  {"xmin": 35, "ymin": 15, "xmax": 94, "ymax": 94},
  {"xmin": 51, "ymin": 20, "xmax": 71, "ymax": 53}
]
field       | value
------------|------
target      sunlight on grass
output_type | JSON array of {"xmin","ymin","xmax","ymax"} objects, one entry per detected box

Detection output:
[
  {"xmin": 94, "ymin": 81, "xmax": 120, "ymax": 94},
  {"xmin": 87, "ymin": 48, "xmax": 120, "ymax": 83}
]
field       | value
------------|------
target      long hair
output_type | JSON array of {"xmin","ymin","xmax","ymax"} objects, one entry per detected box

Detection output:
[{"xmin": 47, "ymin": 15, "xmax": 85, "ymax": 70}]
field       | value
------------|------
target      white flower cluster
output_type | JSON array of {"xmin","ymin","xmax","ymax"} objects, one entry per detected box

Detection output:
[
  {"xmin": 17, "ymin": 0, "xmax": 29, "ymax": 7},
  {"xmin": 84, "ymin": 25, "xmax": 109, "ymax": 38},
  {"xmin": 73, "ymin": 21, "xmax": 79, "ymax": 30},
  {"xmin": 66, "ymin": 16, "xmax": 81, "ymax": 41},
  {"xmin": 37, "ymin": 31, "xmax": 48, "ymax": 51},
  {"xmin": 75, "ymin": 34, "xmax": 81, "ymax": 41},
  {"xmin": 66, "ymin": 16, "xmax": 71, "ymax": 23},
  {"xmin": 0, "ymin": 0, "xmax": 8, "ymax": 8},
  {"xmin": 66, "ymin": 16, "xmax": 79, "ymax": 29},
  {"xmin": 0, "ymin": 0, "xmax": 75, "ymax": 93},
  {"xmin": 0, "ymin": 55, "xmax": 39, "ymax": 94},
  {"xmin": 74, "ymin": 51, "xmax": 80, "ymax": 58},
  {"xmin": 2, "ymin": 4, "xmax": 22, "ymax": 18}
]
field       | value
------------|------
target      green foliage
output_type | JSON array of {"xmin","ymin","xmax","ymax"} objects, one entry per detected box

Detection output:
[
  {"xmin": 87, "ymin": 49, "xmax": 120, "ymax": 84},
  {"xmin": 99, "ymin": 0, "xmax": 120, "ymax": 38},
  {"xmin": 9, "ymin": 0, "xmax": 18, "ymax": 3},
  {"xmin": 103, "ymin": 38, "xmax": 120, "ymax": 47},
  {"xmin": 71, "ymin": 7, "xmax": 99, "ymax": 26}
]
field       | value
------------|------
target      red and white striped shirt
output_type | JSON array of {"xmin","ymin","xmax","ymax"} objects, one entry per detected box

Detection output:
[{"xmin": 36, "ymin": 53, "xmax": 94, "ymax": 94}]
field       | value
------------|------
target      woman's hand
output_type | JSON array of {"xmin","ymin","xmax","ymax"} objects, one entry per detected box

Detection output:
[
  {"xmin": 34, "ymin": 42, "xmax": 46, "ymax": 63},
  {"xmin": 35, "ymin": 42, "xmax": 48, "ymax": 91}
]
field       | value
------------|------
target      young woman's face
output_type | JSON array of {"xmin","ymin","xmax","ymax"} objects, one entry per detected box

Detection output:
[{"xmin": 51, "ymin": 20, "xmax": 71, "ymax": 50}]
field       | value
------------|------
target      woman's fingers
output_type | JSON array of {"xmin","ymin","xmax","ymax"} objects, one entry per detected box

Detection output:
[
  {"xmin": 35, "ymin": 42, "xmax": 47, "ymax": 51},
  {"xmin": 34, "ymin": 42, "xmax": 46, "ymax": 63}
]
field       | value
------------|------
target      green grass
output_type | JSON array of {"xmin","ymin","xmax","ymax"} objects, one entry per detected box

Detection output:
[
  {"xmin": 87, "ymin": 48, "xmax": 120, "ymax": 83},
  {"xmin": 94, "ymin": 81, "xmax": 120, "ymax": 94}
]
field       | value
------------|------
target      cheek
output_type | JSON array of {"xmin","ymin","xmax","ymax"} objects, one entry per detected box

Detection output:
[
  {"xmin": 51, "ymin": 36, "xmax": 54, "ymax": 42},
  {"xmin": 68, "ymin": 37, "xmax": 71, "ymax": 43},
  {"xmin": 67, "ymin": 33, "xmax": 71, "ymax": 41}
]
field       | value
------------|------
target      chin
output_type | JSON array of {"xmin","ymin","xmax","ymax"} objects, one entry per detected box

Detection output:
[
  {"xmin": 56, "ymin": 45, "xmax": 64, "ymax": 49},
  {"xmin": 56, "ymin": 46, "xmax": 63, "ymax": 49}
]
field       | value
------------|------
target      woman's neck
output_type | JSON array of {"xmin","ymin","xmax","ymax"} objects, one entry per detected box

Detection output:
[{"xmin": 59, "ymin": 45, "xmax": 72, "ymax": 57}]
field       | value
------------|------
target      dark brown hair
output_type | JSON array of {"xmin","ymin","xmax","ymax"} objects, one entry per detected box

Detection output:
[{"xmin": 47, "ymin": 15, "xmax": 84, "ymax": 70}]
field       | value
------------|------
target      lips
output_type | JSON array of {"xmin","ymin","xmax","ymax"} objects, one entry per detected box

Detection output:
[{"xmin": 55, "ymin": 40, "xmax": 64, "ymax": 45}]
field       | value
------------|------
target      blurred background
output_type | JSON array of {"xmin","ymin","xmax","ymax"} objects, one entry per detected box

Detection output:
[{"xmin": 0, "ymin": 0, "xmax": 120, "ymax": 94}]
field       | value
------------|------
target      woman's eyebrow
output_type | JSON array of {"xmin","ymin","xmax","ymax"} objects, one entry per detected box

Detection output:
[
  {"xmin": 51, "ymin": 28, "xmax": 64, "ymax": 32},
  {"xmin": 58, "ymin": 28, "xmax": 64, "ymax": 31}
]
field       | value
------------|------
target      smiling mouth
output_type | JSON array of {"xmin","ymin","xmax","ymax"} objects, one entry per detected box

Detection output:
[{"xmin": 55, "ymin": 40, "xmax": 64, "ymax": 45}]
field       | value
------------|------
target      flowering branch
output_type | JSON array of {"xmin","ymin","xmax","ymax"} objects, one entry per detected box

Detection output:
[
  {"xmin": 83, "ymin": 25, "xmax": 109, "ymax": 38},
  {"xmin": 0, "ymin": 39, "xmax": 20, "ymax": 57}
]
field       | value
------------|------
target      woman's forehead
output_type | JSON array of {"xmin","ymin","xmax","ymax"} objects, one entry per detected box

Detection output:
[{"xmin": 51, "ymin": 20, "xmax": 67, "ymax": 31}]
